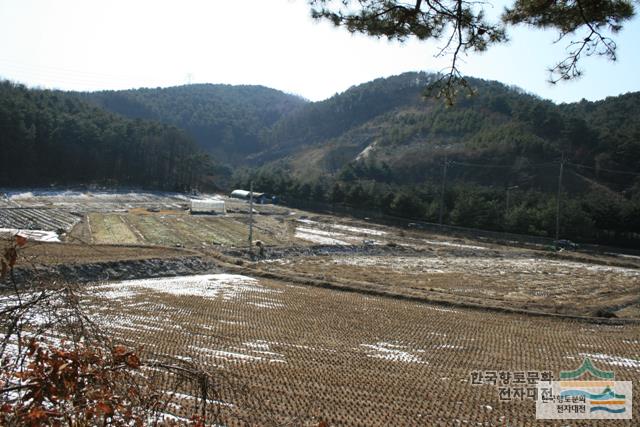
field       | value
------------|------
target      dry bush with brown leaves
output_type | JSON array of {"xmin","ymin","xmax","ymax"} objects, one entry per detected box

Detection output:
[{"xmin": 0, "ymin": 235, "xmax": 218, "ymax": 426}]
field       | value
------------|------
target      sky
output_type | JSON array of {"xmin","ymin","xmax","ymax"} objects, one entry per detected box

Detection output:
[{"xmin": 0, "ymin": 0, "xmax": 638, "ymax": 103}]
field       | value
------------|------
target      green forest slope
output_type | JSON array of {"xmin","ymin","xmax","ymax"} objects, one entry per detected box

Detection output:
[
  {"xmin": 82, "ymin": 84, "xmax": 306, "ymax": 164},
  {"xmin": 0, "ymin": 81, "xmax": 209, "ymax": 190},
  {"xmin": 234, "ymin": 73, "xmax": 640, "ymax": 244}
]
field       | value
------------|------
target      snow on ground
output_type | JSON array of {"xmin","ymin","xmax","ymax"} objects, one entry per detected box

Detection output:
[
  {"xmin": 249, "ymin": 301, "xmax": 285, "ymax": 309},
  {"xmin": 331, "ymin": 256, "xmax": 446, "ymax": 273},
  {"xmin": 0, "ymin": 228, "xmax": 60, "ymax": 242},
  {"xmin": 294, "ymin": 220, "xmax": 386, "ymax": 245},
  {"xmin": 1, "ymin": 189, "xmax": 198, "ymax": 211},
  {"xmin": 4, "ymin": 189, "xmax": 191, "ymax": 201},
  {"xmin": 424, "ymin": 305, "xmax": 459, "ymax": 314},
  {"xmin": 423, "ymin": 239, "xmax": 487, "ymax": 251},
  {"xmin": 331, "ymin": 224, "xmax": 386, "ymax": 236},
  {"xmin": 580, "ymin": 353, "xmax": 640, "ymax": 369},
  {"xmin": 189, "ymin": 344, "xmax": 286, "ymax": 363},
  {"xmin": 295, "ymin": 227, "xmax": 345, "ymax": 238},
  {"xmin": 90, "ymin": 274, "xmax": 276, "ymax": 301},
  {"xmin": 328, "ymin": 255, "xmax": 640, "ymax": 277},
  {"xmin": 360, "ymin": 342, "xmax": 426, "ymax": 364},
  {"xmin": 160, "ymin": 391, "xmax": 233, "ymax": 407},
  {"xmin": 433, "ymin": 344, "xmax": 464, "ymax": 350},
  {"xmin": 296, "ymin": 218, "xmax": 318, "ymax": 225},
  {"xmin": 606, "ymin": 252, "xmax": 640, "ymax": 260},
  {"xmin": 296, "ymin": 219, "xmax": 386, "ymax": 236},
  {"xmin": 0, "ymin": 292, "xmax": 70, "ymax": 327},
  {"xmin": 294, "ymin": 227, "xmax": 349, "ymax": 245}
]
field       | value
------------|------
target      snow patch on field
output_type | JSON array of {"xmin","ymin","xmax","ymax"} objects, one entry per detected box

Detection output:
[
  {"xmin": 360, "ymin": 342, "xmax": 426, "ymax": 364},
  {"xmin": 91, "ymin": 287, "xmax": 139, "ymax": 300},
  {"xmin": 90, "ymin": 274, "xmax": 272, "ymax": 301},
  {"xmin": 3, "ymin": 189, "xmax": 195, "ymax": 211},
  {"xmin": 0, "ymin": 228, "xmax": 60, "ymax": 242},
  {"xmin": 579, "ymin": 353, "xmax": 640, "ymax": 369},
  {"xmin": 510, "ymin": 258, "xmax": 640, "ymax": 276},
  {"xmin": 296, "ymin": 227, "xmax": 344, "ymax": 238},
  {"xmin": 433, "ymin": 344, "xmax": 464, "ymax": 350},
  {"xmin": 605, "ymin": 252, "xmax": 640, "ymax": 260},
  {"xmin": 161, "ymin": 391, "xmax": 233, "ymax": 407},
  {"xmin": 191, "ymin": 342, "xmax": 286, "ymax": 363},
  {"xmin": 327, "ymin": 255, "xmax": 640, "ymax": 277},
  {"xmin": 424, "ymin": 305, "xmax": 459, "ymax": 314},
  {"xmin": 5, "ymin": 189, "xmax": 191, "ymax": 201},
  {"xmin": 296, "ymin": 218, "xmax": 318, "ymax": 225},
  {"xmin": 191, "ymin": 347, "xmax": 264, "ymax": 362},
  {"xmin": 250, "ymin": 301, "xmax": 285, "ymax": 309},
  {"xmin": 424, "ymin": 239, "xmax": 487, "ymax": 250},
  {"xmin": 331, "ymin": 224, "xmax": 386, "ymax": 236},
  {"xmin": 331, "ymin": 256, "xmax": 446, "ymax": 273},
  {"xmin": 244, "ymin": 340, "xmax": 270, "ymax": 350},
  {"xmin": 295, "ymin": 227, "xmax": 349, "ymax": 245},
  {"xmin": 296, "ymin": 219, "xmax": 386, "ymax": 237}
]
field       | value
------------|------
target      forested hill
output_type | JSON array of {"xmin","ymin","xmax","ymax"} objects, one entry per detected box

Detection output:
[
  {"xmin": 257, "ymin": 72, "xmax": 640, "ymax": 184},
  {"xmin": 3, "ymin": 73, "xmax": 639, "ymax": 244},
  {"xmin": 254, "ymin": 73, "xmax": 435, "ymax": 162},
  {"xmin": 232, "ymin": 72, "xmax": 640, "ymax": 245},
  {"xmin": 81, "ymin": 84, "xmax": 307, "ymax": 163},
  {"xmin": 0, "ymin": 81, "xmax": 210, "ymax": 190}
]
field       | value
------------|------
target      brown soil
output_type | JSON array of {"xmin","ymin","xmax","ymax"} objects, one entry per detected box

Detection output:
[
  {"xmin": 83, "ymin": 273, "xmax": 640, "ymax": 426},
  {"xmin": 16, "ymin": 241, "xmax": 192, "ymax": 265}
]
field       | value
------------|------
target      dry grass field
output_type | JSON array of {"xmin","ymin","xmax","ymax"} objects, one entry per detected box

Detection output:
[
  {"xmin": 2, "ymin": 189, "xmax": 640, "ymax": 425},
  {"xmin": 264, "ymin": 251, "xmax": 640, "ymax": 318},
  {"xmin": 83, "ymin": 273, "xmax": 640, "ymax": 426},
  {"xmin": 78, "ymin": 212, "xmax": 284, "ymax": 248}
]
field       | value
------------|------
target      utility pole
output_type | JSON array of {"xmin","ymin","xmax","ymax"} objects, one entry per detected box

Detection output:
[
  {"xmin": 555, "ymin": 155, "xmax": 564, "ymax": 241},
  {"xmin": 438, "ymin": 153, "xmax": 448, "ymax": 225},
  {"xmin": 248, "ymin": 181, "xmax": 254, "ymax": 256}
]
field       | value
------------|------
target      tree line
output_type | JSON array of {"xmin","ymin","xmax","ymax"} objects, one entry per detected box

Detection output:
[{"xmin": 232, "ymin": 163, "xmax": 640, "ymax": 247}]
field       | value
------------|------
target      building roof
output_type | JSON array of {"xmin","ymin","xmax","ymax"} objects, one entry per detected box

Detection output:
[{"xmin": 231, "ymin": 189, "xmax": 265, "ymax": 199}]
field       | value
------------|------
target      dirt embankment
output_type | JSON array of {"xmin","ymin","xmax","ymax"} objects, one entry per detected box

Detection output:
[
  {"xmin": 4, "ymin": 256, "xmax": 218, "ymax": 286},
  {"xmin": 2, "ymin": 241, "xmax": 218, "ymax": 286},
  {"xmin": 221, "ymin": 243, "xmax": 427, "ymax": 259}
]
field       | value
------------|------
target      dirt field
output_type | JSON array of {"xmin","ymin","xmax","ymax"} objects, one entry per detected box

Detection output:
[
  {"xmin": 73, "ymin": 211, "xmax": 287, "ymax": 248},
  {"xmin": 2, "ymin": 189, "xmax": 640, "ymax": 425},
  {"xmin": 16, "ymin": 242, "xmax": 191, "ymax": 265},
  {"xmin": 259, "ymin": 249, "xmax": 640, "ymax": 318},
  {"xmin": 82, "ymin": 273, "xmax": 640, "ymax": 426}
]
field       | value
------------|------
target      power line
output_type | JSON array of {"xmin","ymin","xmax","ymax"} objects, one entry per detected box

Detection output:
[
  {"xmin": 0, "ymin": 58, "xmax": 148, "ymax": 82},
  {"xmin": 566, "ymin": 162, "xmax": 640, "ymax": 177},
  {"xmin": 0, "ymin": 57, "xmax": 173, "ymax": 91},
  {"xmin": 449, "ymin": 160, "xmax": 559, "ymax": 169},
  {"xmin": 449, "ymin": 160, "xmax": 512, "ymax": 169}
]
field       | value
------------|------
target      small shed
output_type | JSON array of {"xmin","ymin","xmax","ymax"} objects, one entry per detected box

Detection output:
[{"xmin": 190, "ymin": 199, "xmax": 226, "ymax": 214}]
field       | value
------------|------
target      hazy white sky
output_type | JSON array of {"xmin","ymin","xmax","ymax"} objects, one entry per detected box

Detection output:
[{"xmin": 0, "ymin": 0, "xmax": 638, "ymax": 103}]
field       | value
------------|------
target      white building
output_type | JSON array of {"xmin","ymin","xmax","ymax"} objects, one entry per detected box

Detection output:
[{"xmin": 230, "ymin": 189, "xmax": 268, "ymax": 203}]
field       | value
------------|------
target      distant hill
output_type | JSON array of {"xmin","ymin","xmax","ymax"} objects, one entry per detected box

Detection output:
[
  {"xmin": 251, "ymin": 72, "xmax": 640, "ymax": 191},
  {"xmin": 3, "ymin": 73, "xmax": 639, "ymax": 244},
  {"xmin": 81, "ymin": 84, "xmax": 307, "ymax": 163},
  {"xmin": 228, "ymin": 72, "xmax": 640, "ymax": 245},
  {"xmin": 0, "ymin": 81, "xmax": 209, "ymax": 190}
]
